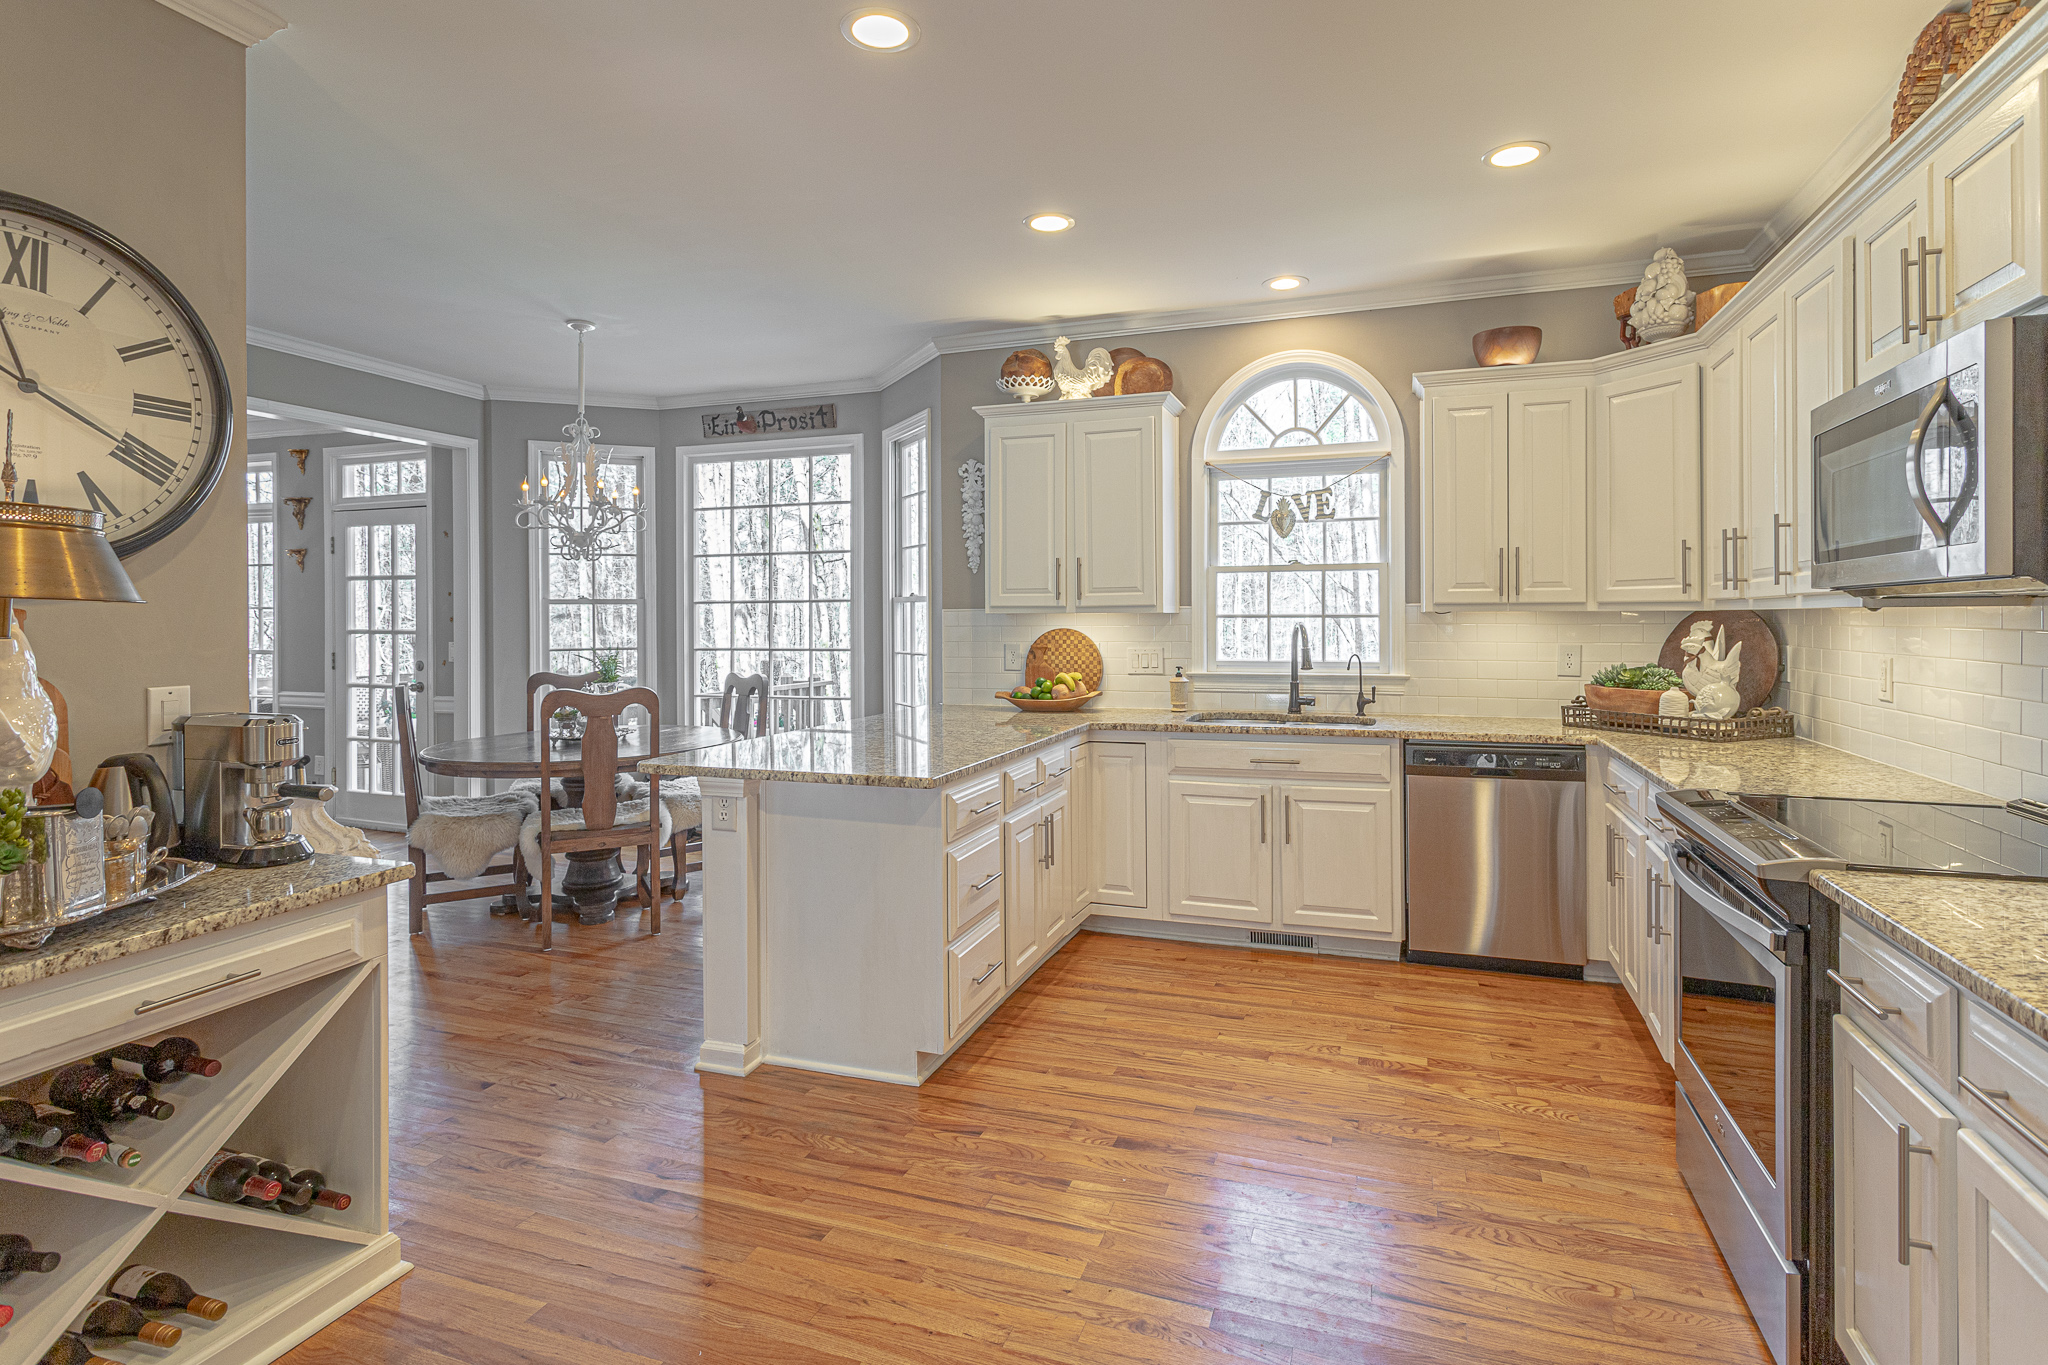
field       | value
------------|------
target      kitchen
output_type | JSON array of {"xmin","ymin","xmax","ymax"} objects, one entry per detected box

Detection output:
[{"xmin": 4, "ymin": 3, "xmax": 2048, "ymax": 1365}]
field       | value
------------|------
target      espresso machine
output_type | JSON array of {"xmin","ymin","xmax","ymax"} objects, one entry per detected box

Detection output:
[{"xmin": 174, "ymin": 713, "xmax": 336, "ymax": 867}]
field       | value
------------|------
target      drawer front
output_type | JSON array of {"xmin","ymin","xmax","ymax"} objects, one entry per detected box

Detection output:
[
  {"xmin": 1960, "ymin": 998, "xmax": 2048, "ymax": 1182},
  {"xmin": 946, "ymin": 824, "xmax": 1005, "ymax": 939},
  {"xmin": 0, "ymin": 902, "xmax": 369, "ymax": 1086},
  {"xmin": 1599, "ymin": 758, "xmax": 1647, "ymax": 816},
  {"xmin": 1168, "ymin": 739, "xmax": 1393, "ymax": 781},
  {"xmin": 1004, "ymin": 755, "xmax": 1050, "ymax": 810},
  {"xmin": 947, "ymin": 912, "xmax": 1007, "ymax": 1036},
  {"xmin": 1836, "ymin": 917, "xmax": 1957, "ymax": 1085},
  {"xmin": 943, "ymin": 773, "xmax": 1006, "ymax": 842},
  {"xmin": 1038, "ymin": 745, "xmax": 1078, "ymax": 794}
]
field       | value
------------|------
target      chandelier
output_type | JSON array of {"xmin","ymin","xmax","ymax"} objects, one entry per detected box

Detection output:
[{"xmin": 514, "ymin": 319, "xmax": 646, "ymax": 562}]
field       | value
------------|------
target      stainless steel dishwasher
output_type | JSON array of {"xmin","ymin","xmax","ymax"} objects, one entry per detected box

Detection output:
[{"xmin": 1404, "ymin": 742, "xmax": 1587, "ymax": 975}]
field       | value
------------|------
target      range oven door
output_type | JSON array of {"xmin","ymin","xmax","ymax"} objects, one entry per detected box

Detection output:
[{"xmin": 1671, "ymin": 846, "xmax": 1806, "ymax": 1257}]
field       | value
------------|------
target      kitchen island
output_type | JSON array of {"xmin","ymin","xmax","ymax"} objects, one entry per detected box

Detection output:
[{"xmin": 0, "ymin": 853, "xmax": 412, "ymax": 1365}]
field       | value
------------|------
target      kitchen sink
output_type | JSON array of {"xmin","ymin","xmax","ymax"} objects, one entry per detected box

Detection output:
[{"xmin": 1182, "ymin": 711, "xmax": 1377, "ymax": 728}]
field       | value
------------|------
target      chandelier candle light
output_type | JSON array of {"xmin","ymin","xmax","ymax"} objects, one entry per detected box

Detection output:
[{"xmin": 514, "ymin": 319, "xmax": 646, "ymax": 562}]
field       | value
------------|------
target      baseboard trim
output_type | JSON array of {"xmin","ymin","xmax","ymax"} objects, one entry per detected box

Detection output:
[
  {"xmin": 1082, "ymin": 914, "xmax": 1401, "ymax": 960},
  {"xmin": 694, "ymin": 1038, "xmax": 762, "ymax": 1076},
  {"xmin": 759, "ymin": 1053, "xmax": 918, "ymax": 1086},
  {"xmin": 1584, "ymin": 958, "xmax": 1622, "ymax": 985}
]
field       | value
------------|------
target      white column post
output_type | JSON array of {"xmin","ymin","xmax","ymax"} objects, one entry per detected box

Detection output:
[{"xmin": 695, "ymin": 776, "xmax": 762, "ymax": 1075}]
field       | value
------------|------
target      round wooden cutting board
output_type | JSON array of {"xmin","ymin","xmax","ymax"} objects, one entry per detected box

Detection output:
[
  {"xmin": 1657, "ymin": 610, "xmax": 1781, "ymax": 713},
  {"xmin": 1023, "ymin": 628, "xmax": 1103, "ymax": 693}
]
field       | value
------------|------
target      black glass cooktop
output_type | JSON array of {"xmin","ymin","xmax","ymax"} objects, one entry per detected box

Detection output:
[{"xmin": 1659, "ymin": 790, "xmax": 2048, "ymax": 883}]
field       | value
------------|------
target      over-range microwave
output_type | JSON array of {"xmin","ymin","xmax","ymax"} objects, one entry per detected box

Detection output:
[{"xmin": 1811, "ymin": 317, "xmax": 2048, "ymax": 604}]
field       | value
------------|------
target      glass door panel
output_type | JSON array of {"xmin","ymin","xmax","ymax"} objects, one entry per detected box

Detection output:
[{"xmin": 331, "ymin": 505, "xmax": 427, "ymax": 827}]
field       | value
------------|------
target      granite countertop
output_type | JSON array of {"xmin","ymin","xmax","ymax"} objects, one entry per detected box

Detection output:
[
  {"xmin": 638, "ymin": 703, "xmax": 1984, "ymax": 803},
  {"xmin": 1813, "ymin": 869, "xmax": 2048, "ymax": 1044},
  {"xmin": 0, "ymin": 853, "xmax": 412, "ymax": 990}
]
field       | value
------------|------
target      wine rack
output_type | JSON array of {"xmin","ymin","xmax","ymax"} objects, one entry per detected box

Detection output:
[{"xmin": 0, "ymin": 889, "xmax": 405, "ymax": 1364}]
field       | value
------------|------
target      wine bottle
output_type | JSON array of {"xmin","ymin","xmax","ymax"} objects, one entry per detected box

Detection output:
[
  {"xmin": 0, "ymin": 1098, "xmax": 59, "ymax": 1151},
  {"xmin": 48, "ymin": 1063, "xmax": 174, "ymax": 1124},
  {"xmin": 0, "ymin": 1302, "xmax": 13, "ymax": 1328},
  {"xmin": 106, "ymin": 1264, "xmax": 228, "ymax": 1321},
  {"xmin": 277, "ymin": 1167, "xmax": 351, "ymax": 1214},
  {"xmin": 66, "ymin": 1295, "xmax": 181, "ymax": 1347},
  {"xmin": 93, "ymin": 1038, "xmax": 221, "ymax": 1083},
  {"xmin": 5, "ymin": 1109, "xmax": 107, "ymax": 1167},
  {"xmin": 0, "ymin": 1233, "xmax": 62, "ymax": 1282},
  {"xmin": 232, "ymin": 1154, "xmax": 310, "ymax": 1209},
  {"xmin": 186, "ymin": 1150, "xmax": 282, "ymax": 1205},
  {"xmin": 30, "ymin": 1107, "xmax": 140, "ymax": 1169},
  {"xmin": 40, "ymin": 1336, "xmax": 120, "ymax": 1365}
]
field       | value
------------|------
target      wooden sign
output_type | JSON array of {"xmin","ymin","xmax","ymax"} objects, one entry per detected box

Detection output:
[{"xmin": 701, "ymin": 403, "xmax": 838, "ymax": 439}]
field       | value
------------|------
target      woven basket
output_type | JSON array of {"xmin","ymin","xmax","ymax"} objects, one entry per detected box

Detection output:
[{"xmin": 1563, "ymin": 701, "xmax": 1795, "ymax": 743}]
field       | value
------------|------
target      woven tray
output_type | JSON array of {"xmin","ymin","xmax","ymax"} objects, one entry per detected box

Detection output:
[{"xmin": 1562, "ymin": 701, "xmax": 1795, "ymax": 743}]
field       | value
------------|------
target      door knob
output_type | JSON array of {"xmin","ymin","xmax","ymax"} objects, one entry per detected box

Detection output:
[{"xmin": 407, "ymin": 681, "xmax": 425, "ymax": 694}]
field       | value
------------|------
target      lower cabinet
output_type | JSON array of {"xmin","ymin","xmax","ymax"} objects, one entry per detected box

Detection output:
[
  {"xmin": 1956, "ymin": 1127, "xmax": 2048, "ymax": 1365},
  {"xmin": 1278, "ymin": 784, "xmax": 1397, "ymax": 934},
  {"xmin": 1604, "ymin": 801, "xmax": 1643, "ymax": 1002},
  {"xmin": 1003, "ymin": 787, "xmax": 1072, "ymax": 979},
  {"xmin": 1167, "ymin": 778, "xmax": 1273, "ymax": 923},
  {"xmin": 1083, "ymin": 740, "xmax": 1148, "ymax": 911},
  {"xmin": 1603, "ymin": 798, "xmax": 1674, "ymax": 1062},
  {"xmin": 947, "ymin": 910, "xmax": 1007, "ymax": 1036}
]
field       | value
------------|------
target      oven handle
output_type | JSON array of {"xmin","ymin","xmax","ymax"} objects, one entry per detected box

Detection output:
[
  {"xmin": 1670, "ymin": 855, "xmax": 1790, "ymax": 960},
  {"xmin": 1905, "ymin": 377, "xmax": 1978, "ymax": 547}
]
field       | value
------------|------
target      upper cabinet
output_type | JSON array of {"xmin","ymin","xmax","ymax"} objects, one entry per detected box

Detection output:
[
  {"xmin": 1852, "ymin": 162, "xmax": 1936, "ymax": 383},
  {"xmin": 1423, "ymin": 385, "xmax": 1585, "ymax": 609},
  {"xmin": 979, "ymin": 394, "xmax": 1182, "ymax": 614},
  {"xmin": 1784, "ymin": 239, "xmax": 1852, "ymax": 596},
  {"xmin": 1593, "ymin": 364, "xmax": 1701, "ymax": 606}
]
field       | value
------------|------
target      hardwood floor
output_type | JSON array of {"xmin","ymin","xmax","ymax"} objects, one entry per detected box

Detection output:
[{"xmin": 284, "ymin": 841, "xmax": 1769, "ymax": 1365}]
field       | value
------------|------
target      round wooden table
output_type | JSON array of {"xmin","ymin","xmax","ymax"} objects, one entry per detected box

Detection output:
[{"xmin": 417, "ymin": 723, "xmax": 736, "ymax": 921}]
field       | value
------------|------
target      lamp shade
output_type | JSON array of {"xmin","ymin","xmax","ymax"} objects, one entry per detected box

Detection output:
[{"xmin": 0, "ymin": 504, "xmax": 145, "ymax": 605}]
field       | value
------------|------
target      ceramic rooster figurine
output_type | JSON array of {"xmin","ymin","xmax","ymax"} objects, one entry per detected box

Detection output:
[
  {"xmin": 1680, "ymin": 620, "xmax": 1744, "ymax": 720},
  {"xmin": 1051, "ymin": 336, "xmax": 1114, "ymax": 400}
]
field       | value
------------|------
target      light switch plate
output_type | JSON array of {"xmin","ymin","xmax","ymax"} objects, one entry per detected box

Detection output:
[
  {"xmin": 1557, "ymin": 645, "xmax": 1582, "ymax": 678},
  {"xmin": 146, "ymin": 685, "xmax": 190, "ymax": 746},
  {"xmin": 1128, "ymin": 647, "xmax": 1163, "ymax": 675},
  {"xmin": 1878, "ymin": 656, "xmax": 1895, "ymax": 703},
  {"xmin": 1004, "ymin": 643, "xmax": 1025, "ymax": 671},
  {"xmin": 709, "ymin": 796, "xmax": 738, "ymax": 832}
]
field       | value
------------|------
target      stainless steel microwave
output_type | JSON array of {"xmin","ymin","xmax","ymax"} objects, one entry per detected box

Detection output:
[{"xmin": 1811, "ymin": 317, "xmax": 2048, "ymax": 603}]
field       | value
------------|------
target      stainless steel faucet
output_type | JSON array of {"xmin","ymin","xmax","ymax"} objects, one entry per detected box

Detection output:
[
  {"xmin": 1346, "ymin": 653, "xmax": 1377, "ymax": 717},
  {"xmin": 1288, "ymin": 623, "xmax": 1316, "ymax": 713}
]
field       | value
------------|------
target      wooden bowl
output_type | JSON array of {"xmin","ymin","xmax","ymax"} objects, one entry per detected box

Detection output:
[
  {"xmin": 996, "ymin": 691, "xmax": 1102, "ymax": 712},
  {"xmin": 1473, "ymin": 326, "xmax": 1542, "ymax": 366},
  {"xmin": 1583, "ymin": 683, "xmax": 1665, "ymax": 716},
  {"xmin": 1695, "ymin": 282, "xmax": 1746, "ymax": 330}
]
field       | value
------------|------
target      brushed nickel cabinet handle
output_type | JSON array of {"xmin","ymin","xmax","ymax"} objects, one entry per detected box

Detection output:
[
  {"xmin": 1917, "ymin": 236, "xmax": 1948, "ymax": 330},
  {"xmin": 1828, "ymin": 970, "xmax": 1902, "ymax": 1020},
  {"xmin": 1259, "ymin": 794, "xmax": 1267, "ymax": 844},
  {"xmin": 1248, "ymin": 757, "xmax": 1301, "ymax": 765},
  {"xmin": 1284, "ymin": 796, "xmax": 1293, "ymax": 845},
  {"xmin": 1514, "ymin": 545, "xmax": 1522, "ymax": 598},
  {"xmin": 1771, "ymin": 512, "xmax": 1792, "ymax": 585},
  {"xmin": 1959, "ymin": 1075, "xmax": 2048, "ymax": 1163},
  {"xmin": 970, "ymin": 870, "xmax": 1001, "ymax": 891},
  {"xmin": 1682, "ymin": 539, "xmax": 1691, "ymax": 595},
  {"xmin": 970, "ymin": 798, "xmax": 1002, "ymax": 815},
  {"xmin": 137, "ymin": 970, "xmax": 261, "ymax": 1015},
  {"xmin": 1720, "ymin": 528, "xmax": 1731, "ymax": 591},
  {"xmin": 1054, "ymin": 557, "xmax": 1061, "ymax": 602},
  {"xmin": 1498, "ymin": 546, "xmax": 1505, "ymax": 598},
  {"xmin": 973, "ymin": 961, "xmax": 1002, "ymax": 985},
  {"xmin": 1075, "ymin": 557, "xmax": 1082, "ymax": 601},
  {"xmin": 1896, "ymin": 1122, "xmax": 1936, "ymax": 1266},
  {"xmin": 1901, "ymin": 245, "xmax": 1916, "ymax": 342}
]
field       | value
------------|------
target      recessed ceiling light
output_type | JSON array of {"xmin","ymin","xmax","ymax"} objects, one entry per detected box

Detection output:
[
  {"xmin": 843, "ymin": 8, "xmax": 918, "ymax": 51},
  {"xmin": 1484, "ymin": 141, "xmax": 1549, "ymax": 168},
  {"xmin": 1026, "ymin": 213, "xmax": 1075, "ymax": 233},
  {"xmin": 1265, "ymin": 275, "xmax": 1308, "ymax": 291}
]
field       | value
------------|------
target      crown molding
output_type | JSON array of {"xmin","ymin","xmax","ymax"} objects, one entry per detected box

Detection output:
[
  {"xmin": 872, "ymin": 340, "xmax": 941, "ymax": 391},
  {"xmin": 152, "ymin": 0, "xmax": 286, "ymax": 45},
  {"xmin": 247, "ymin": 326, "xmax": 489, "ymax": 400},
  {"xmin": 482, "ymin": 384, "xmax": 660, "ymax": 411},
  {"xmin": 651, "ymin": 374, "xmax": 887, "ymax": 411}
]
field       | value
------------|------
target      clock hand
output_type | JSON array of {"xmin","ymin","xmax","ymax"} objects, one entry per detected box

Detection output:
[
  {"xmin": 0, "ymin": 311, "xmax": 30, "ymax": 392},
  {"xmin": 25, "ymin": 383, "xmax": 123, "ymax": 449}
]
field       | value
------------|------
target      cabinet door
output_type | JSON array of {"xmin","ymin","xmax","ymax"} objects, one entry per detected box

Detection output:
[
  {"xmin": 1085, "ymin": 741, "xmax": 1148, "ymax": 911},
  {"xmin": 1853, "ymin": 164, "xmax": 1936, "ymax": 383},
  {"xmin": 1003, "ymin": 806, "xmax": 1045, "ymax": 976},
  {"xmin": 1278, "ymin": 783, "xmax": 1397, "ymax": 934},
  {"xmin": 1957, "ymin": 1127, "xmax": 2048, "ymax": 1365},
  {"xmin": 1070, "ymin": 411, "xmax": 1160, "ymax": 610},
  {"xmin": 1426, "ymin": 390, "xmax": 1509, "ymax": 607},
  {"xmin": 1642, "ymin": 834, "xmax": 1676, "ymax": 1063},
  {"xmin": 1703, "ymin": 337, "xmax": 1744, "ymax": 601},
  {"xmin": 1593, "ymin": 365, "xmax": 1701, "ymax": 604},
  {"xmin": 1042, "ymin": 787, "xmax": 1072, "ymax": 947},
  {"xmin": 986, "ymin": 420, "xmax": 1067, "ymax": 610},
  {"xmin": 1167, "ymin": 778, "xmax": 1272, "ymax": 923},
  {"xmin": 1786, "ymin": 239, "xmax": 1851, "ymax": 595},
  {"xmin": 1937, "ymin": 73, "xmax": 2044, "ymax": 336},
  {"xmin": 1506, "ymin": 386, "xmax": 1587, "ymax": 604},
  {"xmin": 1604, "ymin": 803, "xmax": 1643, "ymax": 1006},
  {"xmin": 1835, "ymin": 1015, "xmax": 1957, "ymax": 1365},
  {"xmin": 1741, "ymin": 295, "xmax": 1791, "ymax": 600}
]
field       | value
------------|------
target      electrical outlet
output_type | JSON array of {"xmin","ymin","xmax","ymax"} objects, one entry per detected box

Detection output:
[
  {"xmin": 1128, "ymin": 647, "xmax": 1163, "ymax": 675},
  {"xmin": 1557, "ymin": 645, "xmax": 1582, "ymax": 678},
  {"xmin": 1004, "ymin": 643, "xmax": 1025, "ymax": 671},
  {"xmin": 1878, "ymin": 656, "xmax": 1895, "ymax": 703},
  {"xmin": 146, "ymin": 685, "xmax": 190, "ymax": 746},
  {"xmin": 709, "ymin": 795, "xmax": 738, "ymax": 832}
]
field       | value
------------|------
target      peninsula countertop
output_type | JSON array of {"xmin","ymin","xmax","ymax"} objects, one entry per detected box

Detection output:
[
  {"xmin": 639, "ymin": 704, "xmax": 1982, "ymax": 804},
  {"xmin": 0, "ymin": 853, "xmax": 412, "ymax": 990}
]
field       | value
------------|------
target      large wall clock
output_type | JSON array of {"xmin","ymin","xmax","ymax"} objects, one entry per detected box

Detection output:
[{"xmin": 0, "ymin": 191, "xmax": 232, "ymax": 557}]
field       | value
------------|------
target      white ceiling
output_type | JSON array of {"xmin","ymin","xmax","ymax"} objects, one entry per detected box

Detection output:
[{"xmin": 247, "ymin": 0, "xmax": 1939, "ymax": 405}]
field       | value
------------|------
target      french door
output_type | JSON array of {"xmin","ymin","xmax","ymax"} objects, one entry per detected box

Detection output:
[{"xmin": 329, "ymin": 504, "xmax": 429, "ymax": 828}]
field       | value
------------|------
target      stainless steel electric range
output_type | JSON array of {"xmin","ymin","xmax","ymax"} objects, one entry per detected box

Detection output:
[{"xmin": 1654, "ymin": 789, "xmax": 2048, "ymax": 1365}]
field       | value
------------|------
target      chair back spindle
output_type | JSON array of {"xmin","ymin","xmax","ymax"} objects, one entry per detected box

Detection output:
[
  {"xmin": 396, "ymin": 689, "xmax": 424, "ymax": 827},
  {"xmin": 537, "ymin": 686, "xmax": 661, "ymax": 837}
]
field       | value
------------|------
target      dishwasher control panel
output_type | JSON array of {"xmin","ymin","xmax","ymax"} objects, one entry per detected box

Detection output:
[{"xmin": 1405, "ymin": 743, "xmax": 1586, "ymax": 777}]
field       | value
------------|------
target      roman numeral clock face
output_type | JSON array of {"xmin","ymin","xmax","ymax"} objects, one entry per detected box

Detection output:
[{"xmin": 0, "ymin": 195, "xmax": 231, "ymax": 554}]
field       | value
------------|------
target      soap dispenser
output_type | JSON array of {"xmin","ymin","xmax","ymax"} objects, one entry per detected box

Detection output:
[{"xmin": 1169, "ymin": 665, "xmax": 1189, "ymax": 712}]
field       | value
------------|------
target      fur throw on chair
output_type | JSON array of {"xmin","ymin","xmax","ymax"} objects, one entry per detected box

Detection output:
[
  {"xmin": 408, "ymin": 790, "xmax": 539, "ymax": 880},
  {"xmin": 620, "ymin": 775, "xmax": 702, "ymax": 831},
  {"xmin": 507, "ymin": 772, "xmax": 642, "ymax": 809},
  {"xmin": 518, "ymin": 797, "xmax": 673, "ymax": 872}
]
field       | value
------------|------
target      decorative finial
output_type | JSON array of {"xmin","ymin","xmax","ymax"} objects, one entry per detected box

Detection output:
[{"xmin": 2, "ymin": 409, "xmax": 14, "ymax": 503}]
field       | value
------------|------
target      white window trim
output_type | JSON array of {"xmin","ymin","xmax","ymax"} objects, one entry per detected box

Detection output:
[
  {"xmin": 1189, "ymin": 350, "xmax": 1409, "ymax": 685},
  {"xmin": 675, "ymin": 432, "xmax": 866, "ymax": 727},
  {"xmin": 247, "ymin": 452, "xmax": 276, "ymax": 710},
  {"xmin": 882, "ymin": 410, "xmax": 933, "ymax": 716},
  {"xmin": 525, "ymin": 440, "xmax": 657, "ymax": 686}
]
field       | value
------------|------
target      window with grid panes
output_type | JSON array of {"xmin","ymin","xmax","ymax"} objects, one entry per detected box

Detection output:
[
  {"xmin": 247, "ymin": 458, "xmax": 275, "ymax": 706},
  {"xmin": 689, "ymin": 448, "xmax": 855, "ymax": 730},
  {"xmin": 889, "ymin": 426, "xmax": 930, "ymax": 717},
  {"xmin": 536, "ymin": 451, "xmax": 647, "ymax": 685},
  {"xmin": 342, "ymin": 456, "xmax": 425, "ymax": 499}
]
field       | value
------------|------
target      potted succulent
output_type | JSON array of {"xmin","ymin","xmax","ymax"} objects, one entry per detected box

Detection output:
[{"xmin": 1584, "ymin": 664, "xmax": 1685, "ymax": 717}]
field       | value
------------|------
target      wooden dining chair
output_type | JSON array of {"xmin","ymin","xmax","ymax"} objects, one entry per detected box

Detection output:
[
  {"xmin": 720, "ymin": 672, "xmax": 769, "ymax": 736},
  {"xmin": 518, "ymin": 686, "xmax": 670, "ymax": 950},
  {"xmin": 397, "ymin": 693, "xmax": 538, "ymax": 933},
  {"xmin": 524, "ymin": 669, "xmax": 601, "ymax": 731}
]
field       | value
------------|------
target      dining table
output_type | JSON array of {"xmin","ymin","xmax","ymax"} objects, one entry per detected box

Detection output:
[{"xmin": 417, "ymin": 722, "xmax": 736, "ymax": 923}]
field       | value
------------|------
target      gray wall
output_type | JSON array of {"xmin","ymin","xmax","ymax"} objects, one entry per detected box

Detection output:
[
  {"xmin": 936, "ymin": 275, "xmax": 1746, "ymax": 610},
  {"xmin": 3, "ymin": 0, "xmax": 249, "ymax": 767},
  {"xmin": 247, "ymin": 345, "xmax": 485, "ymax": 439}
]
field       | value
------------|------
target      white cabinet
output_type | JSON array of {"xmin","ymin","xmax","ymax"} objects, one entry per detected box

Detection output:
[
  {"xmin": 1934, "ymin": 73, "xmax": 2045, "ymax": 337},
  {"xmin": 1956, "ymin": 1127, "xmax": 2048, "ymax": 1365},
  {"xmin": 1854, "ymin": 166, "xmax": 1937, "ymax": 383},
  {"xmin": 1593, "ymin": 364, "xmax": 1701, "ymax": 605},
  {"xmin": 1166, "ymin": 778, "xmax": 1272, "ymax": 923},
  {"xmin": 979, "ymin": 394, "xmax": 1181, "ymax": 614},
  {"xmin": 1603, "ymin": 799, "xmax": 1640, "ymax": 1003},
  {"xmin": 1835, "ymin": 1016, "xmax": 1957, "ymax": 1365},
  {"xmin": 1786, "ymin": 239, "xmax": 1852, "ymax": 595},
  {"xmin": 1278, "ymin": 783, "xmax": 1397, "ymax": 934},
  {"xmin": 1043, "ymin": 786, "xmax": 1073, "ymax": 947},
  {"xmin": 1707, "ymin": 291, "xmax": 1797, "ymax": 601},
  {"xmin": 1640, "ymin": 829, "xmax": 1676, "ymax": 1061},
  {"xmin": 1082, "ymin": 740, "xmax": 1148, "ymax": 911},
  {"xmin": 1704, "ymin": 335, "xmax": 1744, "ymax": 600},
  {"xmin": 1424, "ymin": 385, "xmax": 1585, "ymax": 608},
  {"xmin": 1002, "ymin": 786, "xmax": 1074, "ymax": 979}
]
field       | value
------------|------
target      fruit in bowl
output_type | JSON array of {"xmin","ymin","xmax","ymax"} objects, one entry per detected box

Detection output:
[{"xmin": 1008, "ymin": 671, "xmax": 1088, "ymax": 702}]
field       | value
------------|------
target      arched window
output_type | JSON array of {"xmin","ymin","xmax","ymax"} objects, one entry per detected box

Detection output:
[{"xmin": 1192, "ymin": 352, "xmax": 1406, "ymax": 677}]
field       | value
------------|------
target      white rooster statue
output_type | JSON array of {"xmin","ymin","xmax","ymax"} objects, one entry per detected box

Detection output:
[
  {"xmin": 1051, "ymin": 336, "xmax": 1114, "ymax": 400},
  {"xmin": 1680, "ymin": 620, "xmax": 1744, "ymax": 721}
]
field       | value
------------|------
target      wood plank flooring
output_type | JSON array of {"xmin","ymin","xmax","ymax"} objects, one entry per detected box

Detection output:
[{"xmin": 284, "ymin": 844, "xmax": 1769, "ymax": 1364}]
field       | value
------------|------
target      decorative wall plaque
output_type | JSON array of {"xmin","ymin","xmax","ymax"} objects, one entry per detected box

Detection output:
[{"xmin": 701, "ymin": 403, "xmax": 838, "ymax": 439}]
